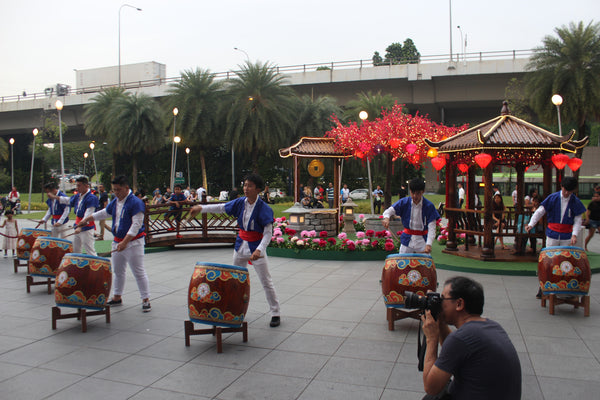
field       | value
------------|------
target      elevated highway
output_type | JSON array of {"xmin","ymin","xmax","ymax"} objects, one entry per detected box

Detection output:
[{"xmin": 0, "ymin": 50, "xmax": 530, "ymax": 141}]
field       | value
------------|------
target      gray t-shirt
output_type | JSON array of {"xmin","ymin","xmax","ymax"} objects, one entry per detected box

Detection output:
[{"xmin": 435, "ymin": 319, "xmax": 521, "ymax": 400}]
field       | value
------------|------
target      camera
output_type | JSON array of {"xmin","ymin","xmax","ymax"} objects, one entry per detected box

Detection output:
[{"xmin": 404, "ymin": 291, "xmax": 442, "ymax": 320}]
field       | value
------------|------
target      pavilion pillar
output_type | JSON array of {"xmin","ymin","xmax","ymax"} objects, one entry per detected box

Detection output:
[
  {"xmin": 514, "ymin": 164, "xmax": 526, "ymax": 254},
  {"xmin": 445, "ymin": 155, "xmax": 458, "ymax": 252},
  {"xmin": 294, "ymin": 156, "xmax": 300, "ymax": 203},
  {"xmin": 466, "ymin": 166, "xmax": 477, "ymax": 245},
  {"xmin": 543, "ymin": 160, "xmax": 553, "ymax": 199},
  {"xmin": 481, "ymin": 163, "xmax": 495, "ymax": 259}
]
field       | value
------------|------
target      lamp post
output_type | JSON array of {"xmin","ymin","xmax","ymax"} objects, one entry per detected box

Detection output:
[
  {"xmin": 359, "ymin": 110, "xmax": 375, "ymax": 215},
  {"xmin": 552, "ymin": 94, "xmax": 563, "ymax": 136},
  {"xmin": 172, "ymin": 136, "xmax": 181, "ymax": 189},
  {"xmin": 449, "ymin": 0, "xmax": 453, "ymax": 62},
  {"xmin": 89, "ymin": 142, "xmax": 98, "ymax": 187},
  {"xmin": 27, "ymin": 128, "xmax": 39, "ymax": 214},
  {"xmin": 457, "ymin": 25, "xmax": 464, "ymax": 63},
  {"xmin": 234, "ymin": 47, "xmax": 249, "ymax": 62},
  {"xmin": 118, "ymin": 3, "xmax": 142, "ymax": 87},
  {"xmin": 55, "ymin": 100, "xmax": 65, "ymax": 191},
  {"xmin": 83, "ymin": 152, "xmax": 89, "ymax": 176},
  {"xmin": 9, "ymin": 138, "xmax": 15, "ymax": 189},
  {"xmin": 170, "ymin": 107, "xmax": 178, "ymax": 191},
  {"xmin": 185, "ymin": 147, "xmax": 191, "ymax": 187}
]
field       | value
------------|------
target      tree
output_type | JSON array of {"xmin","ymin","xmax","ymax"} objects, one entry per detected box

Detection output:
[
  {"xmin": 166, "ymin": 68, "xmax": 224, "ymax": 190},
  {"xmin": 400, "ymin": 38, "xmax": 420, "ymax": 64},
  {"xmin": 84, "ymin": 87, "xmax": 129, "ymax": 179},
  {"xmin": 372, "ymin": 51, "xmax": 384, "ymax": 66},
  {"xmin": 372, "ymin": 39, "xmax": 421, "ymax": 66},
  {"xmin": 526, "ymin": 21, "xmax": 600, "ymax": 165},
  {"xmin": 344, "ymin": 91, "xmax": 396, "ymax": 122},
  {"xmin": 294, "ymin": 95, "xmax": 341, "ymax": 138},
  {"xmin": 223, "ymin": 61, "xmax": 298, "ymax": 172},
  {"xmin": 108, "ymin": 93, "xmax": 165, "ymax": 190}
]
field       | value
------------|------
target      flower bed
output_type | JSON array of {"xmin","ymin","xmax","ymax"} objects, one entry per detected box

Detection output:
[{"xmin": 269, "ymin": 215, "xmax": 400, "ymax": 258}]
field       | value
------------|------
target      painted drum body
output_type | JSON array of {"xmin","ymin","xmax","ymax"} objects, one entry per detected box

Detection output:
[
  {"xmin": 538, "ymin": 246, "xmax": 591, "ymax": 296},
  {"xmin": 28, "ymin": 237, "xmax": 73, "ymax": 277},
  {"xmin": 381, "ymin": 253, "xmax": 437, "ymax": 308},
  {"xmin": 17, "ymin": 228, "xmax": 51, "ymax": 260},
  {"xmin": 188, "ymin": 262, "xmax": 250, "ymax": 328},
  {"xmin": 55, "ymin": 253, "xmax": 112, "ymax": 310}
]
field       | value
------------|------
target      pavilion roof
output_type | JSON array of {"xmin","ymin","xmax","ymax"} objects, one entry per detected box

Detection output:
[
  {"xmin": 425, "ymin": 105, "xmax": 588, "ymax": 154},
  {"xmin": 279, "ymin": 137, "xmax": 353, "ymax": 159}
]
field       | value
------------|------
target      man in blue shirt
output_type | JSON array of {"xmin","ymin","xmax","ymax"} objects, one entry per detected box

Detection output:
[
  {"xmin": 373, "ymin": 185, "xmax": 384, "ymax": 214},
  {"xmin": 37, "ymin": 182, "xmax": 70, "ymax": 238}
]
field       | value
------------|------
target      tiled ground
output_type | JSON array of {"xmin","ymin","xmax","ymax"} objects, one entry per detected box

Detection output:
[{"xmin": 1, "ymin": 220, "xmax": 599, "ymax": 399}]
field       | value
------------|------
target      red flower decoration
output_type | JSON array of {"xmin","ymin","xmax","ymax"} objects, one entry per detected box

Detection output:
[
  {"xmin": 319, "ymin": 239, "xmax": 327, "ymax": 247},
  {"xmin": 319, "ymin": 231, "xmax": 328, "ymax": 238},
  {"xmin": 384, "ymin": 241, "xmax": 395, "ymax": 251},
  {"xmin": 347, "ymin": 242, "xmax": 356, "ymax": 251},
  {"xmin": 365, "ymin": 229, "xmax": 375, "ymax": 237},
  {"xmin": 327, "ymin": 237, "xmax": 336, "ymax": 245},
  {"xmin": 284, "ymin": 228, "xmax": 296, "ymax": 236},
  {"xmin": 280, "ymin": 216, "xmax": 286, "ymax": 221}
]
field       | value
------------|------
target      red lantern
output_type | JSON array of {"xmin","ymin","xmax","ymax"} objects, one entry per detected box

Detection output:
[
  {"xmin": 389, "ymin": 138, "xmax": 401, "ymax": 148},
  {"xmin": 431, "ymin": 157, "xmax": 446, "ymax": 171},
  {"xmin": 474, "ymin": 153, "xmax": 492, "ymax": 169},
  {"xmin": 551, "ymin": 154, "xmax": 570, "ymax": 170},
  {"xmin": 567, "ymin": 157, "xmax": 582, "ymax": 171},
  {"xmin": 457, "ymin": 163, "xmax": 469, "ymax": 173},
  {"xmin": 406, "ymin": 143, "xmax": 417, "ymax": 154}
]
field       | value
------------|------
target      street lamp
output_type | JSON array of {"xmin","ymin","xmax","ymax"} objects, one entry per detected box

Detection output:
[
  {"xmin": 359, "ymin": 111, "xmax": 375, "ymax": 215},
  {"xmin": 172, "ymin": 136, "xmax": 181, "ymax": 189},
  {"xmin": 28, "ymin": 128, "xmax": 39, "ymax": 214},
  {"xmin": 9, "ymin": 138, "xmax": 15, "ymax": 189},
  {"xmin": 118, "ymin": 3, "xmax": 142, "ymax": 86},
  {"xmin": 89, "ymin": 142, "xmax": 98, "ymax": 186},
  {"xmin": 552, "ymin": 94, "xmax": 563, "ymax": 136},
  {"xmin": 55, "ymin": 100, "xmax": 65, "ymax": 191},
  {"xmin": 170, "ymin": 107, "xmax": 178, "ymax": 190},
  {"xmin": 185, "ymin": 147, "xmax": 191, "ymax": 188},
  {"xmin": 457, "ymin": 25, "xmax": 464, "ymax": 63},
  {"xmin": 234, "ymin": 47, "xmax": 249, "ymax": 62},
  {"xmin": 83, "ymin": 152, "xmax": 89, "ymax": 176}
]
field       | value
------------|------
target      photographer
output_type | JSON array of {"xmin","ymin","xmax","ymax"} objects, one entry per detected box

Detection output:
[{"xmin": 421, "ymin": 277, "xmax": 521, "ymax": 400}]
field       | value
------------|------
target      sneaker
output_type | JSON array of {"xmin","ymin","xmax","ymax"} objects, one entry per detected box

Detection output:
[
  {"xmin": 107, "ymin": 298, "xmax": 123, "ymax": 306},
  {"xmin": 269, "ymin": 316, "xmax": 280, "ymax": 327},
  {"xmin": 142, "ymin": 301, "xmax": 151, "ymax": 312}
]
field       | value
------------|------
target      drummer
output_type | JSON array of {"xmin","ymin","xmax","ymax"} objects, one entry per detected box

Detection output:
[
  {"xmin": 382, "ymin": 177, "xmax": 440, "ymax": 254},
  {"xmin": 77, "ymin": 175, "xmax": 151, "ymax": 313},
  {"xmin": 49, "ymin": 176, "xmax": 99, "ymax": 255},
  {"xmin": 37, "ymin": 182, "xmax": 70, "ymax": 238},
  {"xmin": 188, "ymin": 173, "xmax": 281, "ymax": 328},
  {"xmin": 525, "ymin": 177, "xmax": 586, "ymax": 247}
]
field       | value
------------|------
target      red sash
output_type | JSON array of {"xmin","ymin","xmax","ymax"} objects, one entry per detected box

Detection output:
[
  {"xmin": 75, "ymin": 216, "xmax": 95, "ymax": 229},
  {"xmin": 114, "ymin": 232, "xmax": 146, "ymax": 243},
  {"xmin": 547, "ymin": 222, "xmax": 573, "ymax": 234},
  {"xmin": 403, "ymin": 228, "xmax": 428, "ymax": 236},
  {"xmin": 239, "ymin": 229, "xmax": 263, "ymax": 242},
  {"xmin": 52, "ymin": 214, "xmax": 62, "ymax": 220}
]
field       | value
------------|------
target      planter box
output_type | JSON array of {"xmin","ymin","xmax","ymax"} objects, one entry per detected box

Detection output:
[
  {"xmin": 364, "ymin": 218, "xmax": 403, "ymax": 233},
  {"xmin": 267, "ymin": 246, "xmax": 392, "ymax": 261}
]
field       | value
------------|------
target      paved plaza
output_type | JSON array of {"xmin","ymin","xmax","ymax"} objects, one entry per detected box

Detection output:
[{"xmin": 1, "ymin": 220, "xmax": 599, "ymax": 399}]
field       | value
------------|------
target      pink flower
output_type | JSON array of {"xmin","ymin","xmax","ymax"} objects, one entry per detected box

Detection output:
[
  {"xmin": 359, "ymin": 214, "xmax": 365, "ymax": 219},
  {"xmin": 361, "ymin": 239, "xmax": 371, "ymax": 246},
  {"xmin": 275, "ymin": 217, "xmax": 282, "ymax": 223},
  {"xmin": 276, "ymin": 237, "xmax": 284, "ymax": 244},
  {"xmin": 337, "ymin": 232, "xmax": 347, "ymax": 240},
  {"xmin": 384, "ymin": 231, "xmax": 392, "ymax": 237},
  {"xmin": 300, "ymin": 230, "xmax": 309, "ymax": 238},
  {"xmin": 273, "ymin": 228, "xmax": 283, "ymax": 237},
  {"xmin": 459, "ymin": 233, "xmax": 466, "ymax": 239},
  {"xmin": 309, "ymin": 230, "xmax": 317, "ymax": 238},
  {"xmin": 356, "ymin": 231, "xmax": 366, "ymax": 239},
  {"xmin": 385, "ymin": 241, "xmax": 395, "ymax": 251}
]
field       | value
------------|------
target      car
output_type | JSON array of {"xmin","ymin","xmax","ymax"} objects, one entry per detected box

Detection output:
[
  {"xmin": 349, "ymin": 188, "xmax": 369, "ymax": 200},
  {"xmin": 269, "ymin": 188, "xmax": 286, "ymax": 198}
]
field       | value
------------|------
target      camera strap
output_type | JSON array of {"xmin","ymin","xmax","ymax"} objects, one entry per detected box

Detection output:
[{"xmin": 417, "ymin": 318, "xmax": 427, "ymax": 371}]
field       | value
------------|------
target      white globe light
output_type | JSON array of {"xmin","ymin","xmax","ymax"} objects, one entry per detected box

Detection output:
[{"xmin": 551, "ymin": 94, "xmax": 563, "ymax": 106}]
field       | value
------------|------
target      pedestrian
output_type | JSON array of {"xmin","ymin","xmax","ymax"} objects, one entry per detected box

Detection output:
[
  {"xmin": 77, "ymin": 175, "xmax": 151, "ymax": 312},
  {"xmin": 166, "ymin": 184, "xmax": 187, "ymax": 231},
  {"xmin": 373, "ymin": 185, "xmax": 384, "ymax": 214},
  {"xmin": 398, "ymin": 184, "xmax": 408, "ymax": 200},
  {"xmin": 492, "ymin": 193, "xmax": 509, "ymax": 250},
  {"xmin": 421, "ymin": 276, "xmax": 521, "ymax": 400},
  {"xmin": 340, "ymin": 183, "xmax": 350, "ymax": 203},
  {"xmin": 584, "ymin": 191, "xmax": 600, "ymax": 251},
  {"xmin": 189, "ymin": 173, "xmax": 281, "ymax": 327},
  {"xmin": 51, "ymin": 176, "xmax": 99, "ymax": 255},
  {"xmin": 382, "ymin": 178, "xmax": 440, "ymax": 253},
  {"xmin": 1, "ymin": 210, "xmax": 18, "ymax": 257},
  {"xmin": 7, "ymin": 186, "xmax": 19, "ymax": 212},
  {"xmin": 457, "ymin": 182, "xmax": 465, "ymax": 209},
  {"xmin": 326, "ymin": 182, "xmax": 335, "ymax": 208},
  {"xmin": 37, "ymin": 182, "xmax": 70, "ymax": 238}
]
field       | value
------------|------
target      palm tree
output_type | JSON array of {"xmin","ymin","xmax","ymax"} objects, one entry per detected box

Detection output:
[
  {"xmin": 526, "ymin": 21, "xmax": 600, "ymax": 164},
  {"xmin": 223, "ymin": 61, "xmax": 298, "ymax": 172},
  {"xmin": 108, "ymin": 93, "xmax": 165, "ymax": 190},
  {"xmin": 166, "ymin": 68, "xmax": 223, "ymax": 191},
  {"xmin": 344, "ymin": 91, "xmax": 396, "ymax": 121},
  {"xmin": 84, "ymin": 87, "xmax": 129, "ymax": 179},
  {"xmin": 294, "ymin": 95, "xmax": 341, "ymax": 139}
]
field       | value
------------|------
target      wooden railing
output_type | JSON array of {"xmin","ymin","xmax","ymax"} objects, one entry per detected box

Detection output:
[{"xmin": 144, "ymin": 203, "xmax": 238, "ymax": 247}]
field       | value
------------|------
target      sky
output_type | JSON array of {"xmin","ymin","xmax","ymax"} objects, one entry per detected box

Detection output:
[{"xmin": 1, "ymin": 0, "xmax": 598, "ymax": 96}]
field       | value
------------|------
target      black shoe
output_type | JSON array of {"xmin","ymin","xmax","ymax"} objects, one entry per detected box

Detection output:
[
  {"xmin": 535, "ymin": 288, "xmax": 542, "ymax": 299},
  {"xmin": 269, "ymin": 316, "xmax": 280, "ymax": 327},
  {"xmin": 107, "ymin": 298, "xmax": 122, "ymax": 306}
]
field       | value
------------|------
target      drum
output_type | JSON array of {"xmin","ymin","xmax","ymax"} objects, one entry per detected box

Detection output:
[
  {"xmin": 538, "ymin": 246, "xmax": 591, "ymax": 296},
  {"xmin": 381, "ymin": 253, "xmax": 437, "ymax": 308},
  {"xmin": 188, "ymin": 262, "xmax": 250, "ymax": 328},
  {"xmin": 55, "ymin": 253, "xmax": 112, "ymax": 310},
  {"xmin": 28, "ymin": 237, "xmax": 73, "ymax": 277},
  {"xmin": 17, "ymin": 228, "xmax": 51, "ymax": 260}
]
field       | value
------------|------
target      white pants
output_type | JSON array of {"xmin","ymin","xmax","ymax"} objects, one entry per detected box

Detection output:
[
  {"xmin": 73, "ymin": 229, "xmax": 96, "ymax": 256},
  {"xmin": 546, "ymin": 237, "xmax": 572, "ymax": 247},
  {"xmin": 111, "ymin": 240, "xmax": 150, "ymax": 300},
  {"xmin": 233, "ymin": 251, "xmax": 280, "ymax": 317},
  {"xmin": 50, "ymin": 224, "xmax": 66, "ymax": 239},
  {"xmin": 400, "ymin": 244, "xmax": 426, "ymax": 254}
]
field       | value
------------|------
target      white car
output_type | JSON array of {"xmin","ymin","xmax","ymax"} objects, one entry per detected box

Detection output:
[
  {"xmin": 269, "ymin": 188, "xmax": 286, "ymax": 198},
  {"xmin": 349, "ymin": 188, "xmax": 369, "ymax": 200}
]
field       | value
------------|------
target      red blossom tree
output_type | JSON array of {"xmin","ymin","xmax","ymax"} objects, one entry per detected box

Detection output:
[{"xmin": 326, "ymin": 104, "xmax": 468, "ymax": 207}]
